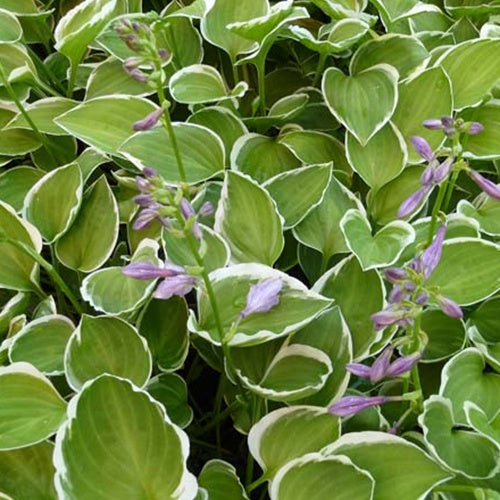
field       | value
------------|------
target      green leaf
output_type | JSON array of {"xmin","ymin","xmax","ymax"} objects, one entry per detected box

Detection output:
[
  {"xmin": 0, "ymin": 9, "xmax": 22, "ymax": 43},
  {"xmin": 54, "ymin": 0, "xmax": 118, "ymax": 67},
  {"xmin": 55, "ymin": 96, "xmax": 158, "ymax": 155},
  {"xmin": 440, "ymin": 348, "xmax": 500, "ymax": 425},
  {"xmin": 120, "ymin": 122, "xmax": 225, "ymax": 184},
  {"xmin": 0, "ymin": 0, "xmax": 38, "ymax": 14},
  {"xmin": 465, "ymin": 402, "xmax": 500, "ymax": 447},
  {"xmin": 0, "ymin": 442, "xmax": 56, "ymax": 500},
  {"xmin": 350, "ymin": 34, "xmax": 429, "ymax": 79},
  {"xmin": 0, "ymin": 363, "xmax": 66, "ymax": 450},
  {"xmin": 9, "ymin": 315, "xmax": 74, "ymax": 375},
  {"xmin": 0, "ymin": 166, "xmax": 44, "ymax": 212},
  {"xmin": 420, "ymin": 309, "xmax": 466, "ymax": 363},
  {"xmin": 392, "ymin": 66, "xmax": 453, "ymax": 163},
  {"xmin": 426, "ymin": 238, "xmax": 500, "ymax": 305},
  {"xmin": 461, "ymin": 100, "xmax": 500, "ymax": 160},
  {"xmin": 292, "ymin": 307, "xmax": 353, "ymax": 406},
  {"xmin": 188, "ymin": 263, "xmax": 332, "ymax": 347},
  {"xmin": 86, "ymin": 57, "xmax": 152, "ymax": 99},
  {"xmin": 458, "ymin": 197, "xmax": 500, "ymax": 237},
  {"xmin": 444, "ymin": 0, "xmax": 500, "ymax": 17},
  {"xmin": 162, "ymin": 225, "xmax": 230, "ymax": 273},
  {"xmin": 147, "ymin": 373, "xmax": 193, "ymax": 429},
  {"xmin": 170, "ymin": 64, "xmax": 247, "ymax": 104},
  {"xmin": 0, "ymin": 129, "xmax": 41, "ymax": 156},
  {"xmin": 435, "ymin": 39, "xmax": 500, "ymax": 110},
  {"xmin": 420, "ymin": 395, "xmax": 499, "ymax": 479},
  {"xmin": 346, "ymin": 122, "xmax": 407, "ymax": 189},
  {"xmin": 198, "ymin": 460, "xmax": 248, "ymax": 500},
  {"xmin": 231, "ymin": 133, "xmax": 301, "ymax": 183},
  {"xmin": 315, "ymin": 255, "xmax": 385, "ymax": 359},
  {"xmin": 263, "ymin": 164, "xmax": 332, "ymax": 229},
  {"xmin": 81, "ymin": 239, "xmax": 159, "ymax": 314},
  {"xmin": 341, "ymin": 209, "xmax": 415, "ymax": 270},
  {"xmin": 23, "ymin": 162, "xmax": 83, "ymax": 243},
  {"xmin": 54, "ymin": 375, "xmax": 196, "ymax": 499},
  {"xmin": 200, "ymin": 0, "xmax": 269, "ymax": 61},
  {"xmin": 0, "ymin": 200, "xmax": 42, "ymax": 292},
  {"xmin": 236, "ymin": 344, "xmax": 332, "ymax": 402},
  {"xmin": 6, "ymin": 98, "xmax": 78, "ymax": 136},
  {"xmin": 187, "ymin": 106, "xmax": 248, "ymax": 164},
  {"xmin": 65, "ymin": 315, "xmax": 152, "ymax": 391},
  {"xmin": 248, "ymin": 406, "xmax": 340, "ymax": 477},
  {"xmin": 469, "ymin": 296, "xmax": 500, "ymax": 343},
  {"xmin": 271, "ymin": 454, "xmax": 374, "ymax": 500},
  {"xmin": 322, "ymin": 64, "xmax": 399, "ymax": 145},
  {"xmin": 55, "ymin": 176, "xmax": 119, "ymax": 273},
  {"xmin": 138, "ymin": 296, "xmax": 189, "ymax": 372},
  {"xmin": 214, "ymin": 171, "xmax": 284, "ymax": 265},
  {"xmin": 293, "ymin": 176, "xmax": 363, "ymax": 262},
  {"xmin": 323, "ymin": 431, "xmax": 451, "ymax": 500}
]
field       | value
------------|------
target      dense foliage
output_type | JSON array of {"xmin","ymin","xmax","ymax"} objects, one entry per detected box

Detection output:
[{"xmin": 0, "ymin": 0, "xmax": 500, "ymax": 498}]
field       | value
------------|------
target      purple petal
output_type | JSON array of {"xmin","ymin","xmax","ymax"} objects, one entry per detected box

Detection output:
[
  {"xmin": 122, "ymin": 262, "xmax": 164, "ymax": 280},
  {"xmin": 143, "ymin": 167, "xmax": 157, "ymax": 178},
  {"xmin": 421, "ymin": 224, "xmax": 446, "ymax": 278},
  {"xmin": 385, "ymin": 267, "xmax": 407, "ymax": 282},
  {"xmin": 433, "ymin": 157, "xmax": 454, "ymax": 183},
  {"xmin": 199, "ymin": 201, "xmax": 214, "ymax": 217},
  {"xmin": 133, "ymin": 209, "xmax": 157, "ymax": 230},
  {"xmin": 345, "ymin": 363, "xmax": 372, "ymax": 378},
  {"xmin": 180, "ymin": 198, "xmax": 196, "ymax": 220},
  {"xmin": 467, "ymin": 122, "xmax": 483, "ymax": 135},
  {"xmin": 240, "ymin": 278, "xmax": 282, "ymax": 319},
  {"xmin": 123, "ymin": 57, "xmax": 142, "ymax": 71},
  {"xmin": 388, "ymin": 285, "xmax": 405, "ymax": 304},
  {"xmin": 136, "ymin": 176, "xmax": 151, "ymax": 193},
  {"xmin": 134, "ymin": 194, "xmax": 153, "ymax": 207},
  {"xmin": 468, "ymin": 171, "xmax": 500, "ymax": 200},
  {"xmin": 441, "ymin": 116, "xmax": 454, "ymax": 128},
  {"xmin": 133, "ymin": 108, "xmax": 164, "ymax": 131},
  {"xmin": 397, "ymin": 185, "xmax": 431, "ymax": 219},
  {"xmin": 128, "ymin": 69, "xmax": 148, "ymax": 83},
  {"xmin": 385, "ymin": 352, "xmax": 421, "ymax": 378},
  {"xmin": 158, "ymin": 48, "xmax": 169, "ymax": 60},
  {"xmin": 153, "ymin": 274, "xmax": 196, "ymax": 300},
  {"xmin": 371, "ymin": 309, "xmax": 406, "ymax": 331},
  {"xmin": 328, "ymin": 395, "xmax": 390, "ymax": 417},
  {"xmin": 411, "ymin": 136, "xmax": 434, "ymax": 162},
  {"xmin": 437, "ymin": 295, "xmax": 463, "ymax": 319},
  {"xmin": 422, "ymin": 119, "xmax": 444, "ymax": 130},
  {"xmin": 414, "ymin": 291, "xmax": 429, "ymax": 305},
  {"xmin": 370, "ymin": 347, "xmax": 393, "ymax": 384},
  {"xmin": 420, "ymin": 166, "xmax": 435, "ymax": 186}
]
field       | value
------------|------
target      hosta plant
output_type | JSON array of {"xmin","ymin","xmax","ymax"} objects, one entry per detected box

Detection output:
[{"xmin": 0, "ymin": 0, "xmax": 500, "ymax": 499}]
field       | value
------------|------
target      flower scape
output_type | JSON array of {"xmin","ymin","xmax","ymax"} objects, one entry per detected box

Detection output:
[{"xmin": 0, "ymin": 1, "xmax": 499, "ymax": 499}]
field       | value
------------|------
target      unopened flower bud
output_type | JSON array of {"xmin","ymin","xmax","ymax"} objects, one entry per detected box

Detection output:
[
  {"xmin": 468, "ymin": 170, "xmax": 500, "ymax": 200},
  {"xmin": 133, "ymin": 108, "xmax": 164, "ymax": 131},
  {"xmin": 411, "ymin": 136, "xmax": 434, "ymax": 162},
  {"xmin": 467, "ymin": 122, "xmax": 483, "ymax": 135},
  {"xmin": 422, "ymin": 119, "xmax": 443, "ymax": 130}
]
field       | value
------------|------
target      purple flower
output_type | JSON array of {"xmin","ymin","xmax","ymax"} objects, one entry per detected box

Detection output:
[
  {"xmin": 441, "ymin": 116, "xmax": 453, "ymax": 128},
  {"xmin": 437, "ymin": 295, "xmax": 463, "ymax": 319},
  {"xmin": 199, "ymin": 201, "xmax": 214, "ymax": 217},
  {"xmin": 388, "ymin": 285, "xmax": 405, "ymax": 304},
  {"xmin": 153, "ymin": 274, "xmax": 197, "ymax": 299},
  {"xmin": 385, "ymin": 352, "xmax": 421, "ymax": 378},
  {"xmin": 467, "ymin": 122, "xmax": 483, "ymax": 135},
  {"xmin": 370, "ymin": 347, "xmax": 393, "ymax": 384},
  {"xmin": 371, "ymin": 309, "xmax": 408, "ymax": 330},
  {"xmin": 133, "ymin": 204, "xmax": 169, "ymax": 230},
  {"xmin": 143, "ymin": 167, "xmax": 157, "ymax": 178},
  {"xmin": 397, "ymin": 185, "xmax": 431, "ymax": 219},
  {"xmin": 433, "ymin": 157, "xmax": 454, "ymax": 183},
  {"xmin": 414, "ymin": 291, "xmax": 429, "ymax": 305},
  {"xmin": 134, "ymin": 194, "xmax": 153, "ymax": 207},
  {"xmin": 423, "ymin": 119, "xmax": 444, "ymax": 130},
  {"xmin": 158, "ymin": 48, "xmax": 169, "ymax": 60},
  {"xmin": 180, "ymin": 198, "xmax": 202, "ymax": 239},
  {"xmin": 421, "ymin": 166, "xmax": 435, "ymax": 185},
  {"xmin": 385, "ymin": 267, "xmax": 407, "ymax": 282},
  {"xmin": 420, "ymin": 224, "xmax": 446, "ymax": 278},
  {"xmin": 411, "ymin": 136, "xmax": 434, "ymax": 162},
  {"xmin": 468, "ymin": 171, "xmax": 500, "ymax": 200},
  {"xmin": 133, "ymin": 108, "xmax": 164, "ymax": 131},
  {"xmin": 328, "ymin": 395, "xmax": 390, "ymax": 417},
  {"xmin": 345, "ymin": 363, "xmax": 372, "ymax": 378},
  {"xmin": 240, "ymin": 278, "xmax": 282, "ymax": 319},
  {"xmin": 122, "ymin": 262, "xmax": 184, "ymax": 280}
]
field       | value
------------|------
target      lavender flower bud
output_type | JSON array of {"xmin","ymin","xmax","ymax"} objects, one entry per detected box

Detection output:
[
  {"xmin": 122, "ymin": 262, "xmax": 185, "ymax": 280},
  {"xmin": 328, "ymin": 395, "xmax": 391, "ymax": 417},
  {"xmin": 128, "ymin": 69, "xmax": 148, "ymax": 83},
  {"xmin": 240, "ymin": 279, "xmax": 282, "ymax": 319},
  {"xmin": 420, "ymin": 166, "xmax": 435, "ymax": 186},
  {"xmin": 423, "ymin": 119, "xmax": 444, "ymax": 130},
  {"xmin": 370, "ymin": 347, "xmax": 393, "ymax": 384},
  {"xmin": 411, "ymin": 136, "xmax": 434, "ymax": 162},
  {"xmin": 421, "ymin": 224, "xmax": 446, "ymax": 278},
  {"xmin": 133, "ymin": 108, "xmax": 164, "ymax": 131},
  {"xmin": 385, "ymin": 267, "xmax": 407, "ymax": 282},
  {"xmin": 179, "ymin": 198, "xmax": 196, "ymax": 220},
  {"xmin": 133, "ymin": 194, "xmax": 153, "ymax": 207},
  {"xmin": 385, "ymin": 352, "xmax": 421, "ymax": 378},
  {"xmin": 153, "ymin": 274, "xmax": 197, "ymax": 300},
  {"xmin": 371, "ymin": 309, "xmax": 407, "ymax": 330},
  {"xmin": 388, "ymin": 285, "xmax": 405, "ymax": 304},
  {"xmin": 345, "ymin": 363, "xmax": 372, "ymax": 378},
  {"xmin": 403, "ymin": 281, "xmax": 417, "ymax": 292},
  {"xmin": 123, "ymin": 57, "xmax": 142, "ymax": 71},
  {"xmin": 467, "ymin": 122, "xmax": 484, "ymax": 135},
  {"xmin": 199, "ymin": 201, "xmax": 214, "ymax": 217},
  {"xmin": 441, "ymin": 116, "xmax": 454, "ymax": 128},
  {"xmin": 433, "ymin": 157, "xmax": 454, "ymax": 183},
  {"xmin": 136, "ymin": 176, "xmax": 151, "ymax": 193},
  {"xmin": 133, "ymin": 208, "xmax": 157, "ymax": 230},
  {"xmin": 158, "ymin": 48, "xmax": 170, "ymax": 60},
  {"xmin": 468, "ymin": 171, "xmax": 500, "ymax": 200},
  {"xmin": 437, "ymin": 295, "xmax": 463, "ymax": 319},
  {"xmin": 414, "ymin": 291, "xmax": 429, "ymax": 305},
  {"xmin": 397, "ymin": 185, "xmax": 431, "ymax": 219},
  {"xmin": 143, "ymin": 167, "xmax": 157, "ymax": 178}
]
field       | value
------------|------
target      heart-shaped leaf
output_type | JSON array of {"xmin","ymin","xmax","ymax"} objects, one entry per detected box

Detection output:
[
  {"xmin": 0, "ymin": 166, "xmax": 44, "ymax": 212},
  {"xmin": 54, "ymin": 375, "xmax": 196, "ymax": 500},
  {"xmin": 457, "ymin": 198, "xmax": 500, "ymax": 236},
  {"xmin": 198, "ymin": 459, "xmax": 248, "ymax": 500},
  {"xmin": 0, "ymin": 9, "xmax": 22, "ymax": 43},
  {"xmin": 322, "ymin": 64, "xmax": 398, "ymax": 145},
  {"xmin": 340, "ymin": 209, "xmax": 415, "ymax": 270}
]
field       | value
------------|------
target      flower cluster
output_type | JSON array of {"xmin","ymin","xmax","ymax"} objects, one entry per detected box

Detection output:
[{"xmin": 371, "ymin": 224, "xmax": 463, "ymax": 332}]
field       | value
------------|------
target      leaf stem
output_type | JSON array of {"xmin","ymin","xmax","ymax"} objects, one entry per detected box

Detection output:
[
  {"xmin": 312, "ymin": 53, "xmax": 327, "ymax": 87},
  {"xmin": 427, "ymin": 182, "xmax": 446, "ymax": 245},
  {"xmin": 256, "ymin": 59, "xmax": 267, "ymax": 116},
  {"xmin": 66, "ymin": 60, "xmax": 78, "ymax": 98}
]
